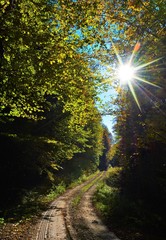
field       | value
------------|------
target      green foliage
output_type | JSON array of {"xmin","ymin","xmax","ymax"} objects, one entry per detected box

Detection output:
[
  {"xmin": 105, "ymin": 167, "xmax": 122, "ymax": 188},
  {"xmin": 0, "ymin": 0, "xmax": 106, "ymax": 214},
  {"xmin": 1, "ymin": 2, "xmax": 165, "ymax": 238},
  {"xmin": 0, "ymin": 0, "xmax": 106, "ymax": 217},
  {"xmin": 107, "ymin": 142, "xmax": 120, "ymax": 166},
  {"xmin": 94, "ymin": 167, "xmax": 166, "ymax": 240},
  {"xmin": 99, "ymin": 125, "xmax": 112, "ymax": 171},
  {"xmin": 103, "ymin": 3, "xmax": 166, "ymax": 238},
  {"xmin": 94, "ymin": 183, "xmax": 115, "ymax": 216},
  {"xmin": 72, "ymin": 171, "xmax": 102, "ymax": 207},
  {"xmin": 69, "ymin": 174, "xmax": 89, "ymax": 189},
  {"xmin": 1, "ymin": 183, "xmax": 66, "ymax": 222},
  {"xmin": 41, "ymin": 182, "xmax": 66, "ymax": 203},
  {"xmin": 0, "ymin": 170, "xmax": 100, "ymax": 223},
  {"xmin": 0, "ymin": 0, "xmax": 106, "ymax": 120},
  {"xmin": 0, "ymin": 218, "xmax": 4, "ymax": 225},
  {"xmin": 93, "ymin": 168, "xmax": 121, "ymax": 217}
]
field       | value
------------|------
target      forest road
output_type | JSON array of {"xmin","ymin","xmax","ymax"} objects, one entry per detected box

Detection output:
[{"xmin": 29, "ymin": 171, "xmax": 120, "ymax": 240}]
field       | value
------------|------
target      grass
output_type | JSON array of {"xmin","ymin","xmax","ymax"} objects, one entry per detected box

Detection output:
[
  {"xmin": 72, "ymin": 171, "xmax": 103, "ymax": 207},
  {"xmin": 41, "ymin": 181, "xmax": 66, "ymax": 203},
  {"xmin": 93, "ymin": 167, "xmax": 166, "ymax": 240},
  {"xmin": 69, "ymin": 171, "xmax": 99, "ymax": 189},
  {"xmin": 0, "ymin": 218, "xmax": 4, "ymax": 225},
  {"xmin": 93, "ymin": 167, "xmax": 121, "ymax": 218},
  {"xmin": 1, "ymin": 171, "xmax": 100, "ymax": 225}
]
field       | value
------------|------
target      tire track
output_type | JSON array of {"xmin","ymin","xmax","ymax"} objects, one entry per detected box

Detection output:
[
  {"xmin": 67, "ymin": 172, "xmax": 120, "ymax": 240},
  {"xmin": 34, "ymin": 172, "xmax": 103, "ymax": 240},
  {"xmin": 65, "ymin": 172, "xmax": 105, "ymax": 240}
]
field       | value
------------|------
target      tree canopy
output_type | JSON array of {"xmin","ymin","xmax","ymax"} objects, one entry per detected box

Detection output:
[{"xmin": 0, "ymin": 1, "xmax": 165, "ymax": 236}]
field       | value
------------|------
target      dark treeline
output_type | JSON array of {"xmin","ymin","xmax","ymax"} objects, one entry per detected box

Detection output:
[
  {"xmin": 0, "ymin": 1, "xmax": 166, "ymax": 238},
  {"xmin": 107, "ymin": 1, "xmax": 166, "ymax": 238},
  {"xmin": 0, "ymin": 97, "xmax": 105, "ymax": 213},
  {"xmin": 0, "ymin": 0, "xmax": 107, "ymax": 217}
]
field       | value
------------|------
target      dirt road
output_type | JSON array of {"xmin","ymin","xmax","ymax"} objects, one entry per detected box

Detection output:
[{"xmin": 30, "ymin": 171, "xmax": 120, "ymax": 240}]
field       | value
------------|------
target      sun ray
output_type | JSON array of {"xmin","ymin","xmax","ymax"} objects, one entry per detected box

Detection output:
[
  {"xmin": 128, "ymin": 52, "xmax": 135, "ymax": 65},
  {"xmin": 134, "ymin": 76, "xmax": 161, "ymax": 88},
  {"xmin": 136, "ymin": 82, "xmax": 158, "ymax": 105},
  {"xmin": 110, "ymin": 39, "xmax": 123, "ymax": 65},
  {"xmin": 135, "ymin": 58, "xmax": 162, "ymax": 71},
  {"xmin": 128, "ymin": 81, "xmax": 141, "ymax": 110},
  {"xmin": 99, "ymin": 40, "xmax": 162, "ymax": 111},
  {"xmin": 136, "ymin": 82, "xmax": 166, "ymax": 116}
]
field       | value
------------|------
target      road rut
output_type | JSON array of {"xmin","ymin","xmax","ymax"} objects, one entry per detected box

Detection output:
[{"xmin": 30, "ymin": 172, "xmax": 120, "ymax": 240}]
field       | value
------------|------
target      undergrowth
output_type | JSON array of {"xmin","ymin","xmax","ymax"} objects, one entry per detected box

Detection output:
[
  {"xmin": 1, "ymin": 171, "xmax": 99, "ymax": 225},
  {"xmin": 93, "ymin": 167, "xmax": 121, "ymax": 219},
  {"xmin": 72, "ymin": 172, "xmax": 102, "ymax": 207},
  {"xmin": 93, "ymin": 167, "xmax": 165, "ymax": 240}
]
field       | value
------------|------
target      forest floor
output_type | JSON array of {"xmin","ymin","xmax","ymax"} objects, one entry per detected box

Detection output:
[{"xmin": 0, "ymin": 171, "xmax": 120, "ymax": 240}]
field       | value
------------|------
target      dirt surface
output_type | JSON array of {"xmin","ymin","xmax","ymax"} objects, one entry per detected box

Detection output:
[
  {"xmin": 0, "ymin": 172, "xmax": 120, "ymax": 240},
  {"xmin": 69, "ymin": 181, "xmax": 120, "ymax": 240}
]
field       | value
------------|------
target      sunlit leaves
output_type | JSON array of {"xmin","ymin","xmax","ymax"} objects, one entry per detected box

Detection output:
[
  {"xmin": 0, "ymin": 0, "xmax": 108, "ymax": 167},
  {"xmin": 0, "ymin": 0, "xmax": 104, "ymax": 119}
]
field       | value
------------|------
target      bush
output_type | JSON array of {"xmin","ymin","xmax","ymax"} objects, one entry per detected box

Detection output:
[
  {"xmin": 93, "ymin": 167, "xmax": 166, "ymax": 240},
  {"xmin": 94, "ymin": 182, "xmax": 119, "ymax": 218},
  {"xmin": 105, "ymin": 167, "xmax": 122, "ymax": 188}
]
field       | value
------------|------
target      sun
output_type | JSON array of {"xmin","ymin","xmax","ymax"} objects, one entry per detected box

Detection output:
[
  {"xmin": 118, "ymin": 63, "xmax": 136, "ymax": 85},
  {"xmin": 98, "ymin": 40, "xmax": 161, "ymax": 111},
  {"xmin": 109, "ymin": 40, "xmax": 161, "ymax": 110}
]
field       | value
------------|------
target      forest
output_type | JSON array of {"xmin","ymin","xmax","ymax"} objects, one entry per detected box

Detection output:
[{"xmin": 0, "ymin": 0, "xmax": 165, "ymax": 239}]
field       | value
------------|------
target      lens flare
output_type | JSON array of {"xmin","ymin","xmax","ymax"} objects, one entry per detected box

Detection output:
[{"xmin": 111, "ymin": 40, "xmax": 161, "ymax": 111}]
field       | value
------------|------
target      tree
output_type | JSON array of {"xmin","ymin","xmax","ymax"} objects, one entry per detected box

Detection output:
[
  {"xmin": 0, "ymin": 0, "xmax": 110, "ymax": 210},
  {"xmin": 0, "ymin": 0, "xmax": 104, "ymax": 120},
  {"xmin": 105, "ymin": 1, "xmax": 166, "ymax": 233},
  {"xmin": 99, "ymin": 125, "xmax": 112, "ymax": 171}
]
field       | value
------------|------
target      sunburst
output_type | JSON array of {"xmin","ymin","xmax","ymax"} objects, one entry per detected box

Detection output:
[{"xmin": 111, "ymin": 40, "xmax": 161, "ymax": 110}]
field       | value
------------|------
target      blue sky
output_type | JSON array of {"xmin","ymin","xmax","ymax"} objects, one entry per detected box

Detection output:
[
  {"xmin": 98, "ymin": 87, "xmax": 117, "ymax": 135},
  {"xmin": 74, "ymin": 27, "xmax": 118, "ymax": 135},
  {"xmin": 102, "ymin": 115, "xmax": 115, "ymax": 134}
]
